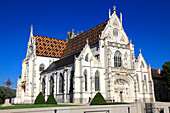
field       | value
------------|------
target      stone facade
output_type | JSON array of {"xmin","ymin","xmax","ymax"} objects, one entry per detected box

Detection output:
[{"xmin": 16, "ymin": 6, "xmax": 155, "ymax": 104}]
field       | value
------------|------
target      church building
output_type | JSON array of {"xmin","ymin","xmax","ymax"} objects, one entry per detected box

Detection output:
[{"xmin": 16, "ymin": 6, "xmax": 155, "ymax": 104}]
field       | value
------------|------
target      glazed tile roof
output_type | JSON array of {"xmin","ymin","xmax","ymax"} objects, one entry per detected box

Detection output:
[
  {"xmin": 34, "ymin": 20, "xmax": 108, "ymax": 58},
  {"xmin": 34, "ymin": 35, "xmax": 68, "ymax": 58},
  {"xmin": 61, "ymin": 20, "xmax": 108, "ymax": 57}
]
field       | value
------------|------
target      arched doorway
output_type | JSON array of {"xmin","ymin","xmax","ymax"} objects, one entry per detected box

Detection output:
[{"xmin": 113, "ymin": 76, "xmax": 134, "ymax": 102}]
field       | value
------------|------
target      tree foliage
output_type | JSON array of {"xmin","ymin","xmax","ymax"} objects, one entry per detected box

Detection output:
[
  {"xmin": 46, "ymin": 93, "xmax": 57, "ymax": 104},
  {"xmin": 161, "ymin": 61, "xmax": 170, "ymax": 86},
  {"xmin": 34, "ymin": 92, "xmax": 45, "ymax": 104},
  {"xmin": 0, "ymin": 86, "xmax": 16, "ymax": 102},
  {"xmin": 0, "ymin": 98, "xmax": 3, "ymax": 104},
  {"xmin": 90, "ymin": 92, "xmax": 106, "ymax": 105}
]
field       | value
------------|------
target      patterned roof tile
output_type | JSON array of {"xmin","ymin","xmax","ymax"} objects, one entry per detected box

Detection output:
[{"xmin": 34, "ymin": 35, "xmax": 68, "ymax": 58}]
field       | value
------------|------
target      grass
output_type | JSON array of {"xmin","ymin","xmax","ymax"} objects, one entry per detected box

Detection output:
[{"xmin": 0, "ymin": 104, "xmax": 80, "ymax": 110}]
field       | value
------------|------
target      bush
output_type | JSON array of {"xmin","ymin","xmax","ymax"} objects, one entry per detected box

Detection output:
[
  {"xmin": 0, "ymin": 98, "xmax": 3, "ymax": 104},
  {"xmin": 46, "ymin": 93, "xmax": 57, "ymax": 104},
  {"xmin": 34, "ymin": 92, "xmax": 45, "ymax": 104},
  {"xmin": 90, "ymin": 92, "xmax": 106, "ymax": 105}
]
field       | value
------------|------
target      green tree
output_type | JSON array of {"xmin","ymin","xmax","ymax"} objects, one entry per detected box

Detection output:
[
  {"xmin": 46, "ymin": 93, "xmax": 57, "ymax": 104},
  {"xmin": 90, "ymin": 92, "xmax": 106, "ymax": 105},
  {"xmin": 0, "ymin": 98, "xmax": 3, "ymax": 104},
  {"xmin": 0, "ymin": 86, "xmax": 16, "ymax": 102},
  {"xmin": 34, "ymin": 92, "xmax": 45, "ymax": 104},
  {"xmin": 161, "ymin": 61, "xmax": 170, "ymax": 86}
]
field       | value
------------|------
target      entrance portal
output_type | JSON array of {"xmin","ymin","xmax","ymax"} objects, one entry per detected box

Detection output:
[{"xmin": 114, "ymin": 78, "xmax": 131, "ymax": 102}]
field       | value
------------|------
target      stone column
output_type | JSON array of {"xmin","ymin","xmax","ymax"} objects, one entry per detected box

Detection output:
[{"xmin": 64, "ymin": 69, "xmax": 68, "ymax": 102}]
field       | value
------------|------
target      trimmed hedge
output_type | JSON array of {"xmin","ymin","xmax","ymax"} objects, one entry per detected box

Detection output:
[
  {"xmin": 0, "ymin": 98, "xmax": 3, "ymax": 104},
  {"xmin": 46, "ymin": 93, "xmax": 57, "ymax": 104},
  {"xmin": 90, "ymin": 92, "xmax": 106, "ymax": 105},
  {"xmin": 34, "ymin": 92, "xmax": 45, "ymax": 104}
]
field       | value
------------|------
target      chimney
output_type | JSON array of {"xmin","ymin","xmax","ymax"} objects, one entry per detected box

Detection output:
[
  {"xmin": 67, "ymin": 31, "xmax": 71, "ymax": 41},
  {"xmin": 72, "ymin": 29, "xmax": 74, "ymax": 33}
]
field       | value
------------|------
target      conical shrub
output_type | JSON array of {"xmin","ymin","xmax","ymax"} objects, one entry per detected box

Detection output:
[
  {"xmin": 34, "ymin": 92, "xmax": 45, "ymax": 104},
  {"xmin": 46, "ymin": 93, "xmax": 57, "ymax": 104},
  {"xmin": 90, "ymin": 92, "xmax": 106, "ymax": 105}
]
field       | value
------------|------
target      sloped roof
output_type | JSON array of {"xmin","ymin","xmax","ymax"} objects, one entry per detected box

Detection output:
[
  {"xmin": 61, "ymin": 20, "xmax": 108, "ymax": 57},
  {"xmin": 41, "ymin": 52, "xmax": 81, "ymax": 75},
  {"xmin": 34, "ymin": 35, "xmax": 68, "ymax": 58},
  {"xmin": 35, "ymin": 20, "xmax": 108, "ymax": 58}
]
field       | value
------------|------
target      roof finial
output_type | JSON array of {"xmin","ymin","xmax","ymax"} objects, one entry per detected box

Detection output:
[
  {"xmin": 31, "ymin": 25, "xmax": 33, "ymax": 31},
  {"xmin": 139, "ymin": 48, "xmax": 141, "ymax": 53},
  {"xmin": 86, "ymin": 38, "xmax": 88, "ymax": 45},
  {"xmin": 113, "ymin": 5, "xmax": 116, "ymax": 13},
  {"xmin": 30, "ymin": 25, "xmax": 33, "ymax": 37}
]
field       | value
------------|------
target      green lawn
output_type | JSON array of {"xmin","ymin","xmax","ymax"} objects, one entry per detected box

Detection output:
[{"xmin": 0, "ymin": 104, "xmax": 80, "ymax": 110}]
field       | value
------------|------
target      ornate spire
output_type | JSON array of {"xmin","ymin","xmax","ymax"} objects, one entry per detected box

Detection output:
[
  {"xmin": 113, "ymin": 5, "xmax": 116, "ymax": 13},
  {"xmin": 30, "ymin": 25, "xmax": 33, "ymax": 37},
  {"xmin": 139, "ymin": 48, "xmax": 141, "ymax": 53}
]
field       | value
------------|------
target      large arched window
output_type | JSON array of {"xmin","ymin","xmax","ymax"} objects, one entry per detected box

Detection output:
[
  {"xmin": 42, "ymin": 77, "xmax": 46, "ymax": 96},
  {"xmin": 114, "ymin": 51, "xmax": 122, "ymax": 67},
  {"xmin": 59, "ymin": 73, "xmax": 64, "ymax": 93},
  {"xmin": 95, "ymin": 71, "xmax": 100, "ymax": 91},
  {"xmin": 84, "ymin": 70, "xmax": 87, "ymax": 91},
  {"xmin": 49, "ymin": 76, "xmax": 54, "ymax": 94},
  {"xmin": 39, "ymin": 64, "xmax": 45, "ymax": 71}
]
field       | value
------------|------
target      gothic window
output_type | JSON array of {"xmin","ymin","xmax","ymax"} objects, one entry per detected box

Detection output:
[
  {"xmin": 141, "ymin": 61, "xmax": 145, "ymax": 68},
  {"xmin": 42, "ymin": 77, "xmax": 46, "ymax": 96},
  {"xmin": 39, "ymin": 64, "xmax": 45, "ymax": 71},
  {"xmin": 85, "ymin": 54, "xmax": 89, "ymax": 62},
  {"xmin": 113, "ymin": 28, "xmax": 119, "ymax": 37},
  {"xmin": 114, "ymin": 51, "xmax": 122, "ymax": 67},
  {"xmin": 144, "ymin": 75, "xmax": 148, "ymax": 92},
  {"xmin": 49, "ymin": 76, "xmax": 54, "ymax": 94},
  {"xmin": 69, "ymin": 71, "xmax": 74, "ymax": 93},
  {"xmin": 84, "ymin": 70, "xmax": 87, "ymax": 91},
  {"xmin": 95, "ymin": 71, "xmax": 100, "ymax": 91},
  {"xmin": 59, "ymin": 73, "xmax": 64, "ymax": 93},
  {"xmin": 124, "ymin": 52, "xmax": 128, "ymax": 67}
]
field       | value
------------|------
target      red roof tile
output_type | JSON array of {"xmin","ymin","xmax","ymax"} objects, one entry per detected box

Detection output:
[{"xmin": 62, "ymin": 20, "xmax": 108, "ymax": 57}]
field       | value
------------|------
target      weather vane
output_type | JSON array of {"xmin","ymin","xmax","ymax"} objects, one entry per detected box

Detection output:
[{"xmin": 4, "ymin": 78, "xmax": 13, "ymax": 99}]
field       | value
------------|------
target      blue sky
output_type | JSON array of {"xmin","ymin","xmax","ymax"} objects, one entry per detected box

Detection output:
[{"xmin": 0, "ymin": 0, "xmax": 170, "ymax": 89}]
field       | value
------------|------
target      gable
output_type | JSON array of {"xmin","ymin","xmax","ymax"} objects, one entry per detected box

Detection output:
[
  {"xmin": 34, "ymin": 35, "xmax": 68, "ymax": 58},
  {"xmin": 102, "ymin": 13, "xmax": 129, "ymax": 44}
]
